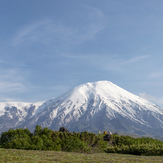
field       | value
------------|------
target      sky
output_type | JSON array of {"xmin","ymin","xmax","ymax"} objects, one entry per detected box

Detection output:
[{"xmin": 1, "ymin": 0, "xmax": 163, "ymax": 107}]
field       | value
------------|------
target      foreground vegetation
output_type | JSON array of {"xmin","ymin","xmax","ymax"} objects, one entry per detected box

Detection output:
[
  {"xmin": 1, "ymin": 125, "xmax": 163, "ymax": 156},
  {"xmin": 107, "ymin": 134, "xmax": 163, "ymax": 156},
  {"xmin": 1, "ymin": 148, "xmax": 163, "ymax": 163},
  {"xmin": 0, "ymin": 125, "xmax": 108, "ymax": 153}
]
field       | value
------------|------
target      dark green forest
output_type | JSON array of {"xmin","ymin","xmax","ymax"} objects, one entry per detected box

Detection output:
[{"xmin": 1, "ymin": 125, "xmax": 163, "ymax": 156}]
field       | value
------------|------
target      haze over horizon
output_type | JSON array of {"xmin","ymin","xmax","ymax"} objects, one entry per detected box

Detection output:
[{"xmin": 1, "ymin": 0, "xmax": 163, "ymax": 107}]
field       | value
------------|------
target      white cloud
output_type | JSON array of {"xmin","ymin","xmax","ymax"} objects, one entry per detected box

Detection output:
[
  {"xmin": 60, "ymin": 53, "xmax": 149, "ymax": 72},
  {"xmin": 120, "ymin": 55, "xmax": 150, "ymax": 65},
  {"xmin": 0, "ymin": 69, "xmax": 30, "ymax": 93},
  {"xmin": 139, "ymin": 92, "xmax": 156, "ymax": 101},
  {"xmin": 101, "ymin": 55, "xmax": 150, "ymax": 72},
  {"xmin": 12, "ymin": 20, "xmax": 51, "ymax": 46},
  {"xmin": 147, "ymin": 72, "xmax": 163, "ymax": 79},
  {"xmin": 139, "ymin": 92, "xmax": 163, "ymax": 107},
  {"xmin": 0, "ymin": 96, "xmax": 22, "ymax": 102},
  {"xmin": 12, "ymin": 6, "xmax": 106, "ymax": 47},
  {"xmin": 75, "ymin": 6, "xmax": 106, "ymax": 40},
  {"xmin": 0, "ymin": 82, "xmax": 26, "ymax": 92}
]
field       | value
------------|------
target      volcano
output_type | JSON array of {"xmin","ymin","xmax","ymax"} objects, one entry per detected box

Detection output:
[{"xmin": 14, "ymin": 81, "xmax": 163, "ymax": 137}]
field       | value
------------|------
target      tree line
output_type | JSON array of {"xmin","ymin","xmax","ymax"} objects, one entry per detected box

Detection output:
[
  {"xmin": 0, "ymin": 125, "xmax": 108, "ymax": 152},
  {"xmin": 1, "ymin": 125, "xmax": 163, "ymax": 155}
]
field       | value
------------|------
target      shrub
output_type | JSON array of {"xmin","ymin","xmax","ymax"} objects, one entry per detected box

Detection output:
[
  {"xmin": 0, "ymin": 128, "xmax": 32, "ymax": 149},
  {"xmin": 61, "ymin": 136, "xmax": 90, "ymax": 152}
]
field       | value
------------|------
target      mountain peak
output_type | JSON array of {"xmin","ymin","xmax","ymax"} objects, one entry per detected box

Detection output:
[{"xmin": 62, "ymin": 80, "xmax": 144, "ymax": 107}]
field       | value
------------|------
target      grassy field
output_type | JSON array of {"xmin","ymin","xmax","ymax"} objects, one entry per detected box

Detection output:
[{"xmin": 0, "ymin": 148, "xmax": 163, "ymax": 163}]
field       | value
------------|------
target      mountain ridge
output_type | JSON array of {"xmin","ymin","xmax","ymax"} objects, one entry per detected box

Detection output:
[{"xmin": 0, "ymin": 81, "xmax": 163, "ymax": 138}]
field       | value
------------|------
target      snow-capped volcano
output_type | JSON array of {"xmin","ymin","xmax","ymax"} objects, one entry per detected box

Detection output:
[
  {"xmin": 16, "ymin": 81, "xmax": 163, "ymax": 137},
  {"xmin": 1, "ymin": 81, "xmax": 163, "ymax": 137}
]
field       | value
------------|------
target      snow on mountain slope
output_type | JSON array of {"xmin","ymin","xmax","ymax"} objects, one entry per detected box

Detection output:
[
  {"xmin": 32, "ymin": 98, "xmax": 56, "ymax": 118},
  {"xmin": 0, "ymin": 101, "xmax": 43, "ymax": 132},
  {"xmin": 17, "ymin": 81, "xmax": 163, "ymax": 137},
  {"xmin": 0, "ymin": 102, "xmax": 42, "ymax": 116},
  {"xmin": 1, "ymin": 81, "xmax": 163, "ymax": 137}
]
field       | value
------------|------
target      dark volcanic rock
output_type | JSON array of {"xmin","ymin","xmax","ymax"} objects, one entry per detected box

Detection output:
[
  {"xmin": 103, "ymin": 134, "xmax": 111, "ymax": 141},
  {"xmin": 59, "ymin": 127, "xmax": 70, "ymax": 133}
]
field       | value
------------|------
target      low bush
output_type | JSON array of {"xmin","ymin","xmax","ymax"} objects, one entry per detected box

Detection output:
[
  {"xmin": 106, "ymin": 135, "xmax": 163, "ymax": 155},
  {"xmin": 61, "ymin": 136, "xmax": 90, "ymax": 152}
]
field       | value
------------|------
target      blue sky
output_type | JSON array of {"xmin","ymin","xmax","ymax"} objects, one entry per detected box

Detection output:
[{"xmin": 1, "ymin": 0, "xmax": 163, "ymax": 107}]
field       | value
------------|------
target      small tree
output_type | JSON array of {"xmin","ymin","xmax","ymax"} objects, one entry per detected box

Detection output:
[{"xmin": 33, "ymin": 125, "xmax": 42, "ymax": 136}]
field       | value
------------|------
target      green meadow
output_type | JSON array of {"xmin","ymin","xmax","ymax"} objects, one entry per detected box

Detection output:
[{"xmin": 0, "ymin": 148, "xmax": 163, "ymax": 163}]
